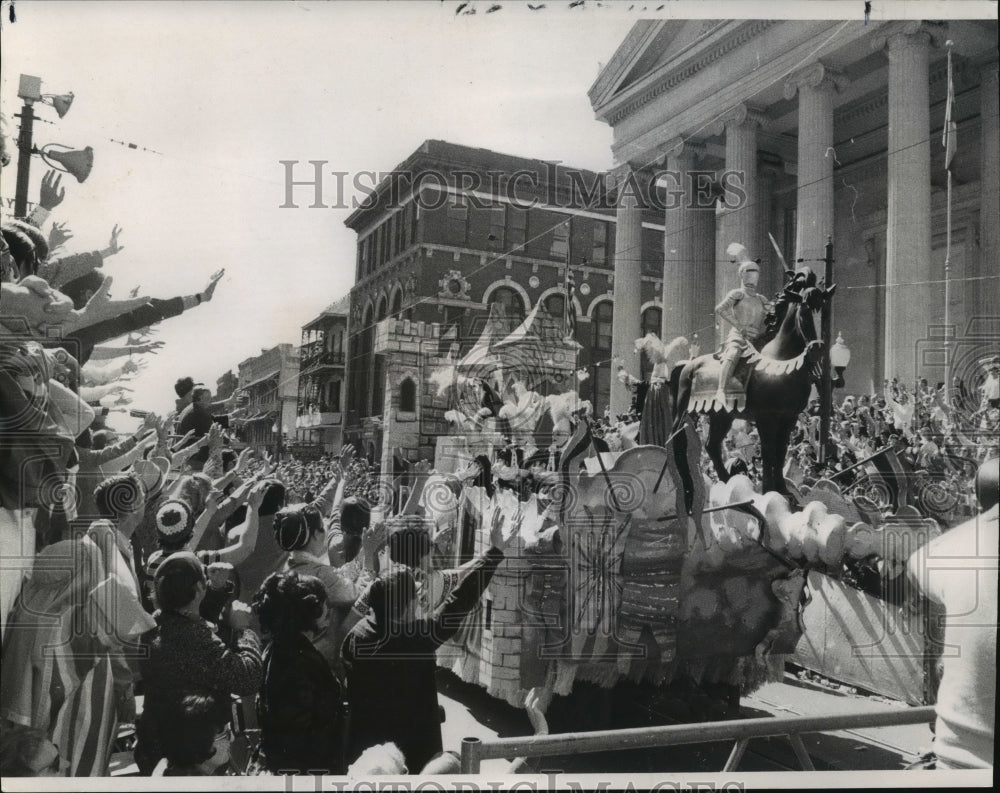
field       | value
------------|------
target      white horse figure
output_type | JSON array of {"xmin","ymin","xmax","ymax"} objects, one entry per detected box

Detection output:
[{"xmin": 498, "ymin": 380, "xmax": 547, "ymax": 446}]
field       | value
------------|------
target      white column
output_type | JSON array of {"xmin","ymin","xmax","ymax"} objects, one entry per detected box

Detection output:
[
  {"xmin": 661, "ymin": 138, "xmax": 714, "ymax": 342},
  {"xmin": 784, "ymin": 62, "xmax": 847, "ymax": 266},
  {"xmin": 713, "ymin": 104, "xmax": 765, "ymax": 345},
  {"xmin": 874, "ymin": 24, "xmax": 935, "ymax": 383},
  {"xmin": 610, "ymin": 163, "xmax": 644, "ymax": 415},
  {"xmin": 756, "ymin": 164, "xmax": 780, "ymax": 298},
  {"xmin": 978, "ymin": 60, "xmax": 1000, "ymax": 323}
]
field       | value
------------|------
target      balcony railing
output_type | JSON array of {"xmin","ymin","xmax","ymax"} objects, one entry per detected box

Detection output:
[
  {"xmin": 295, "ymin": 410, "xmax": 343, "ymax": 429},
  {"xmin": 301, "ymin": 349, "xmax": 345, "ymax": 369}
]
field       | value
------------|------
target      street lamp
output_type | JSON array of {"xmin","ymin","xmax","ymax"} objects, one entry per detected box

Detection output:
[
  {"xmin": 831, "ymin": 332, "xmax": 851, "ymax": 389},
  {"xmin": 14, "ymin": 74, "xmax": 90, "ymax": 218}
]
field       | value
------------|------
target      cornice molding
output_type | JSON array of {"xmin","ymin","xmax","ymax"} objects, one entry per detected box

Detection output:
[
  {"xmin": 588, "ymin": 21, "xmax": 663, "ymax": 107},
  {"xmin": 606, "ymin": 20, "xmax": 780, "ymax": 126}
]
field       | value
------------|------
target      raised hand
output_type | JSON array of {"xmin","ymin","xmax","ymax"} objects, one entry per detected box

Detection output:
[
  {"xmin": 248, "ymin": 481, "xmax": 268, "ymax": 511},
  {"xmin": 235, "ymin": 448, "xmax": 253, "ymax": 475},
  {"xmin": 201, "ymin": 269, "xmax": 225, "ymax": 303},
  {"xmin": 206, "ymin": 561, "xmax": 236, "ymax": 591},
  {"xmin": 39, "ymin": 170, "xmax": 66, "ymax": 210},
  {"xmin": 103, "ymin": 224, "xmax": 124, "ymax": 257},
  {"xmin": 207, "ymin": 422, "xmax": 224, "ymax": 452},
  {"xmin": 524, "ymin": 687, "xmax": 550, "ymax": 735},
  {"xmin": 339, "ymin": 442, "xmax": 356, "ymax": 468},
  {"xmin": 228, "ymin": 601, "xmax": 252, "ymax": 631},
  {"xmin": 140, "ymin": 340, "xmax": 165, "ymax": 354},
  {"xmin": 65, "ymin": 275, "xmax": 150, "ymax": 333},
  {"xmin": 489, "ymin": 507, "xmax": 506, "ymax": 551},
  {"xmin": 361, "ymin": 519, "xmax": 387, "ymax": 562}
]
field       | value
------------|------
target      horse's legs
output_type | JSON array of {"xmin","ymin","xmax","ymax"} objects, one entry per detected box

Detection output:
[
  {"xmin": 707, "ymin": 412, "xmax": 735, "ymax": 482},
  {"xmin": 759, "ymin": 412, "xmax": 795, "ymax": 495},
  {"xmin": 671, "ymin": 365, "xmax": 693, "ymax": 435}
]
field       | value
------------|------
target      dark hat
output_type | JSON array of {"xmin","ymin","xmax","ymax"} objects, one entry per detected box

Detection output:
[
  {"xmin": 273, "ymin": 504, "xmax": 322, "ymax": 552},
  {"xmin": 154, "ymin": 551, "xmax": 205, "ymax": 611},
  {"xmin": 174, "ymin": 377, "xmax": 196, "ymax": 399}
]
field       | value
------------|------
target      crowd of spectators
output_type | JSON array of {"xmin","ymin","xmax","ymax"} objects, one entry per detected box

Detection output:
[{"xmin": 0, "ymin": 124, "xmax": 530, "ymax": 778}]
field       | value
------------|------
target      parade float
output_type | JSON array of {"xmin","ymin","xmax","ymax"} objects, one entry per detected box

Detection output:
[{"xmin": 402, "ymin": 300, "xmax": 948, "ymax": 718}]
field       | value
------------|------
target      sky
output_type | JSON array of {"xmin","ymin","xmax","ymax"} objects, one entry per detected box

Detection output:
[{"xmin": 1, "ymin": 0, "xmax": 639, "ymax": 425}]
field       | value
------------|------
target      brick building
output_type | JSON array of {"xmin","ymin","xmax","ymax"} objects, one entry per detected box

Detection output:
[
  {"xmin": 343, "ymin": 140, "xmax": 668, "ymax": 466},
  {"xmin": 232, "ymin": 343, "xmax": 300, "ymax": 458}
]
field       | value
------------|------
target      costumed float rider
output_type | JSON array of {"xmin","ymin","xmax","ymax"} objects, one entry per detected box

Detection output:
[{"xmin": 714, "ymin": 243, "xmax": 772, "ymax": 409}]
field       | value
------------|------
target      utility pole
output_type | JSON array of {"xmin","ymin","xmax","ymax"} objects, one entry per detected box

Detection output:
[{"xmin": 13, "ymin": 75, "xmax": 40, "ymax": 218}]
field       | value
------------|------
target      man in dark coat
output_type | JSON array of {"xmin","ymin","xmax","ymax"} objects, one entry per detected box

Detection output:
[{"xmin": 342, "ymin": 515, "xmax": 513, "ymax": 771}]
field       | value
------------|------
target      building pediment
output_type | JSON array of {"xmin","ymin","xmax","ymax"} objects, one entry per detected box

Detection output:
[{"xmin": 590, "ymin": 20, "xmax": 773, "ymax": 124}]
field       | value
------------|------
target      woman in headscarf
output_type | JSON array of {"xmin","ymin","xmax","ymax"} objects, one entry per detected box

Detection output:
[{"xmin": 253, "ymin": 571, "xmax": 344, "ymax": 774}]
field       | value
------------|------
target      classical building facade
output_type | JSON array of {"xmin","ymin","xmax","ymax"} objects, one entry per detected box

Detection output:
[
  {"xmin": 343, "ymin": 140, "xmax": 666, "ymax": 462},
  {"xmin": 232, "ymin": 343, "xmax": 300, "ymax": 458},
  {"xmin": 591, "ymin": 19, "xmax": 998, "ymax": 410},
  {"xmin": 294, "ymin": 298, "xmax": 348, "ymax": 455}
]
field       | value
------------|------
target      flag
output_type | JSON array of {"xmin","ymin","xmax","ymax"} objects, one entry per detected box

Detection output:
[
  {"xmin": 564, "ymin": 265, "xmax": 577, "ymax": 340},
  {"xmin": 942, "ymin": 45, "xmax": 957, "ymax": 170}
]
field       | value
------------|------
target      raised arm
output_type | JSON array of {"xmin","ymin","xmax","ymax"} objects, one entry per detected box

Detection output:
[
  {"xmin": 88, "ymin": 341, "xmax": 163, "ymax": 361},
  {"xmin": 400, "ymin": 459, "xmax": 434, "ymax": 516},
  {"xmin": 214, "ymin": 484, "xmax": 266, "ymax": 566},
  {"xmin": 169, "ymin": 433, "xmax": 210, "ymax": 469},
  {"xmin": 313, "ymin": 443, "xmax": 355, "ymax": 517}
]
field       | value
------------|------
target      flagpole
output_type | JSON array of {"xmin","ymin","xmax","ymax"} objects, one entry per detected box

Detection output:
[{"xmin": 943, "ymin": 40, "xmax": 955, "ymax": 401}]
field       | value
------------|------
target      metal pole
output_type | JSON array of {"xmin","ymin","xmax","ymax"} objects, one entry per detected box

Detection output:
[
  {"xmin": 460, "ymin": 736, "xmax": 482, "ymax": 774},
  {"xmin": 944, "ymin": 167, "xmax": 952, "ymax": 400},
  {"xmin": 468, "ymin": 705, "xmax": 936, "ymax": 765},
  {"xmin": 818, "ymin": 237, "xmax": 834, "ymax": 467},
  {"xmin": 14, "ymin": 100, "xmax": 35, "ymax": 218}
]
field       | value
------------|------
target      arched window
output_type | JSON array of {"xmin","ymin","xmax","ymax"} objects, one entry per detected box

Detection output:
[
  {"xmin": 399, "ymin": 377, "xmax": 416, "ymax": 413},
  {"xmin": 488, "ymin": 286, "xmax": 526, "ymax": 325},
  {"xmin": 640, "ymin": 306, "xmax": 662, "ymax": 380},
  {"xmin": 592, "ymin": 301, "xmax": 613, "ymax": 351},
  {"xmin": 543, "ymin": 292, "xmax": 565, "ymax": 320},
  {"xmin": 376, "ymin": 295, "xmax": 388, "ymax": 322},
  {"xmin": 390, "ymin": 289, "xmax": 403, "ymax": 319}
]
